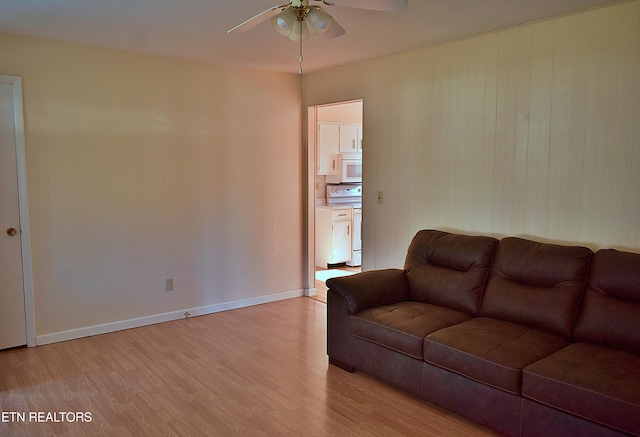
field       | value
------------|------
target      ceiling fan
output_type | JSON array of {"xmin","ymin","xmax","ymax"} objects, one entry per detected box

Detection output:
[{"xmin": 227, "ymin": 0, "xmax": 408, "ymax": 73}]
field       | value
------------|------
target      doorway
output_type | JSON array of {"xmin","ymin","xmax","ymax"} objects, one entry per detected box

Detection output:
[
  {"xmin": 306, "ymin": 100, "xmax": 363, "ymax": 303},
  {"xmin": 0, "ymin": 75, "xmax": 35, "ymax": 348}
]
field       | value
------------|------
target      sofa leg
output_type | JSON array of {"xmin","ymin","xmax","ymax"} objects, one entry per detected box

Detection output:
[{"xmin": 329, "ymin": 356, "xmax": 354, "ymax": 372}]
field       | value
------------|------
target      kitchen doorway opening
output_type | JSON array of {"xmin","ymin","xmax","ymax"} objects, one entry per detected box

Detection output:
[{"xmin": 306, "ymin": 100, "xmax": 363, "ymax": 304}]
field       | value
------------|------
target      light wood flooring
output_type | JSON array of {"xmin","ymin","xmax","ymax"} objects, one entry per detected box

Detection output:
[
  {"xmin": 313, "ymin": 266, "xmax": 361, "ymax": 304},
  {"xmin": 0, "ymin": 297, "xmax": 500, "ymax": 436}
]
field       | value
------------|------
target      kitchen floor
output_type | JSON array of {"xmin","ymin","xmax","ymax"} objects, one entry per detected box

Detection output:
[{"xmin": 312, "ymin": 265, "xmax": 361, "ymax": 304}]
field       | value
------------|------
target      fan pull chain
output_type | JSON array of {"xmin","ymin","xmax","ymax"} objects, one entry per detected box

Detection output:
[{"xmin": 299, "ymin": 19, "xmax": 304, "ymax": 75}]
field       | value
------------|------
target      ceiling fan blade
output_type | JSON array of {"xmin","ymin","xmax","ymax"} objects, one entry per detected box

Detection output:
[
  {"xmin": 324, "ymin": 19, "xmax": 346, "ymax": 38},
  {"xmin": 227, "ymin": 3, "xmax": 291, "ymax": 34},
  {"xmin": 321, "ymin": 0, "xmax": 407, "ymax": 12}
]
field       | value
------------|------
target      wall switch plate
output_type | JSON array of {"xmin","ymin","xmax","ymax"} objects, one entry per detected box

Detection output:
[
  {"xmin": 166, "ymin": 278, "xmax": 174, "ymax": 291},
  {"xmin": 377, "ymin": 191, "xmax": 384, "ymax": 204}
]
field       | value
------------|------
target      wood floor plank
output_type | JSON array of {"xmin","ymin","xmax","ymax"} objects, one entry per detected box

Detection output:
[{"xmin": 0, "ymin": 297, "xmax": 500, "ymax": 436}]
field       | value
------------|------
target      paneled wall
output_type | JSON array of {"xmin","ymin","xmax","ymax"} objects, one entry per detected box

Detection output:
[{"xmin": 304, "ymin": 1, "xmax": 640, "ymax": 269}]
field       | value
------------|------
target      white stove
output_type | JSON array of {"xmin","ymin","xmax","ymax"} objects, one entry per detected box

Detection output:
[{"xmin": 326, "ymin": 183, "xmax": 362, "ymax": 207}]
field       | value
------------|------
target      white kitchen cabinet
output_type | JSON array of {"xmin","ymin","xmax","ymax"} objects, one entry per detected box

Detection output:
[
  {"xmin": 317, "ymin": 122, "xmax": 362, "ymax": 175},
  {"xmin": 317, "ymin": 122, "xmax": 339, "ymax": 175},
  {"xmin": 315, "ymin": 206, "xmax": 352, "ymax": 268},
  {"xmin": 338, "ymin": 123, "xmax": 361, "ymax": 153}
]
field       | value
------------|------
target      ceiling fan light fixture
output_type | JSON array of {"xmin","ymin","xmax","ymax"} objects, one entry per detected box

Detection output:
[
  {"xmin": 232, "ymin": 0, "xmax": 408, "ymax": 73},
  {"xmin": 288, "ymin": 20, "xmax": 310, "ymax": 41},
  {"xmin": 271, "ymin": 8, "xmax": 297, "ymax": 36},
  {"xmin": 307, "ymin": 8, "xmax": 334, "ymax": 35}
]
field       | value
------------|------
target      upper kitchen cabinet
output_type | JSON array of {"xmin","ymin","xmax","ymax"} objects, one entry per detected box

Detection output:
[
  {"xmin": 317, "ymin": 122, "xmax": 362, "ymax": 175},
  {"xmin": 338, "ymin": 123, "xmax": 363, "ymax": 154},
  {"xmin": 317, "ymin": 122, "xmax": 339, "ymax": 175}
]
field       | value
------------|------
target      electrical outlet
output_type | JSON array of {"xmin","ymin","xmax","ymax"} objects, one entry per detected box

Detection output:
[{"xmin": 165, "ymin": 278, "xmax": 174, "ymax": 291}]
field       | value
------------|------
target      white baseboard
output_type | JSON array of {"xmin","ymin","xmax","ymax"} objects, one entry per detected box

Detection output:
[{"xmin": 35, "ymin": 288, "xmax": 305, "ymax": 346}]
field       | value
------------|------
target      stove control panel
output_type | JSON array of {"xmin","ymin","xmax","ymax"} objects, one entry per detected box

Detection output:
[{"xmin": 327, "ymin": 184, "xmax": 362, "ymax": 199}]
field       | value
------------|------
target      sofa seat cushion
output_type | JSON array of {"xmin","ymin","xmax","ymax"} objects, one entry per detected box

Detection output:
[
  {"xmin": 424, "ymin": 317, "xmax": 569, "ymax": 394},
  {"xmin": 350, "ymin": 301, "xmax": 472, "ymax": 360},
  {"xmin": 522, "ymin": 342, "xmax": 640, "ymax": 435}
]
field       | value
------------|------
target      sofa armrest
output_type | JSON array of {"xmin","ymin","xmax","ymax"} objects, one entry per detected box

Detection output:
[{"xmin": 326, "ymin": 268, "xmax": 410, "ymax": 314}]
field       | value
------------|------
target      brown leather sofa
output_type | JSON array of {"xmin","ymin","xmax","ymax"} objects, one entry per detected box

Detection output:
[{"xmin": 326, "ymin": 230, "xmax": 640, "ymax": 436}]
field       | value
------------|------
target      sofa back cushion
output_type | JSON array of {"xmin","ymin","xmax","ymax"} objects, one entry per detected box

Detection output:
[
  {"xmin": 573, "ymin": 249, "xmax": 640, "ymax": 355},
  {"xmin": 404, "ymin": 230, "xmax": 498, "ymax": 315},
  {"xmin": 480, "ymin": 237, "xmax": 592, "ymax": 338}
]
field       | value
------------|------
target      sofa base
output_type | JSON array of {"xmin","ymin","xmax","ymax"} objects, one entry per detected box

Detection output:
[
  {"xmin": 520, "ymin": 398, "xmax": 630, "ymax": 437},
  {"xmin": 421, "ymin": 362, "xmax": 522, "ymax": 437},
  {"xmin": 348, "ymin": 336, "xmax": 424, "ymax": 398},
  {"xmin": 330, "ymin": 356, "xmax": 634, "ymax": 437},
  {"xmin": 328, "ymin": 356, "xmax": 353, "ymax": 372}
]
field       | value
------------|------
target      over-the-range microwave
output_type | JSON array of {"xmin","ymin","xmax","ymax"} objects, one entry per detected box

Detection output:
[{"xmin": 326, "ymin": 153, "xmax": 362, "ymax": 184}]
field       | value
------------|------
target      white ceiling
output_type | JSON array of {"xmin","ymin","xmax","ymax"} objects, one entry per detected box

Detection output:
[{"xmin": 0, "ymin": 0, "xmax": 621, "ymax": 74}]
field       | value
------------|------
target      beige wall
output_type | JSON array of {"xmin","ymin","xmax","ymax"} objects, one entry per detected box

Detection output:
[
  {"xmin": 304, "ymin": 1, "xmax": 640, "ymax": 270},
  {"xmin": 0, "ymin": 33, "xmax": 303, "ymax": 339}
]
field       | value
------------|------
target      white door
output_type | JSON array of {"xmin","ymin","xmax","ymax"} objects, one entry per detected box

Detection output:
[{"xmin": 0, "ymin": 77, "xmax": 28, "ymax": 349}]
